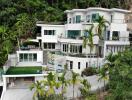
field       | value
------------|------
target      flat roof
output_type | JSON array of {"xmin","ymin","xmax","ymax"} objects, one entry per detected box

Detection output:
[
  {"xmin": 65, "ymin": 7, "xmax": 131, "ymax": 14},
  {"xmin": 36, "ymin": 21, "xmax": 65, "ymax": 25}
]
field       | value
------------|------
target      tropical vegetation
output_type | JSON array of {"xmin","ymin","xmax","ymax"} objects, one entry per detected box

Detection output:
[
  {"xmin": 0, "ymin": 0, "xmax": 131, "ymax": 67},
  {"xmin": 81, "ymin": 67, "xmax": 97, "ymax": 77},
  {"xmin": 100, "ymin": 47, "xmax": 132, "ymax": 100}
]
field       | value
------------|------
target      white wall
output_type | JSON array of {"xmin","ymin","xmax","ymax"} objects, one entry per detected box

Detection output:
[
  {"xmin": 17, "ymin": 50, "xmax": 43, "ymax": 63},
  {"xmin": 112, "ymin": 12, "xmax": 125, "ymax": 23},
  {"xmin": 66, "ymin": 56, "xmax": 103, "ymax": 74}
]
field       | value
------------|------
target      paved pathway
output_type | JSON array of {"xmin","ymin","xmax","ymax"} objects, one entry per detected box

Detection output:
[
  {"xmin": 2, "ymin": 72, "xmax": 106, "ymax": 100},
  {"xmin": 2, "ymin": 89, "xmax": 34, "ymax": 100}
]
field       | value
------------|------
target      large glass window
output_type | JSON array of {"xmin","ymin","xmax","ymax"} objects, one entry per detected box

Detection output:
[
  {"xmin": 33, "ymin": 54, "xmax": 37, "ymax": 61},
  {"xmin": 70, "ymin": 61, "xmax": 73, "ymax": 69},
  {"xmin": 29, "ymin": 54, "xmax": 32, "ymax": 61},
  {"xmin": 67, "ymin": 30, "xmax": 81, "ymax": 39},
  {"xmin": 44, "ymin": 30, "xmax": 55, "ymax": 35},
  {"xmin": 43, "ymin": 43, "xmax": 55, "ymax": 49},
  {"xmin": 86, "ymin": 15, "xmax": 91, "ymax": 22},
  {"xmin": 86, "ymin": 62, "xmax": 88, "ymax": 68},
  {"xmin": 70, "ymin": 45, "xmax": 82, "ymax": 54},
  {"xmin": 112, "ymin": 31, "xmax": 119, "ymax": 40},
  {"xmin": 92, "ymin": 13, "xmax": 99, "ymax": 22},
  {"xmin": 63, "ymin": 44, "xmax": 68, "ymax": 52},
  {"xmin": 19, "ymin": 53, "xmax": 37, "ymax": 62},
  {"xmin": 24, "ymin": 54, "xmax": 28, "ymax": 61},
  {"xmin": 76, "ymin": 15, "xmax": 81, "ymax": 23},
  {"xmin": 20, "ymin": 54, "xmax": 23, "ymax": 62}
]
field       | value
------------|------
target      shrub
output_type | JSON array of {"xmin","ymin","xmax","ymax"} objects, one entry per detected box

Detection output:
[{"xmin": 81, "ymin": 67, "xmax": 97, "ymax": 76}]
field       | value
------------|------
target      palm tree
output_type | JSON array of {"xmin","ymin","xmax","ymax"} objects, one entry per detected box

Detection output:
[
  {"xmin": 30, "ymin": 81, "xmax": 45, "ymax": 100},
  {"xmin": 42, "ymin": 72, "xmax": 61, "ymax": 97},
  {"xmin": 70, "ymin": 71, "xmax": 80, "ymax": 99},
  {"xmin": 79, "ymin": 79, "xmax": 91, "ymax": 98},
  {"xmin": 95, "ymin": 16, "xmax": 110, "ymax": 68},
  {"xmin": 83, "ymin": 25, "xmax": 94, "ymax": 67},
  {"xmin": 99, "ymin": 52, "xmax": 120, "ymax": 92},
  {"xmin": 59, "ymin": 72, "xmax": 70, "ymax": 99},
  {"xmin": 43, "ymin": 72, "xmax": 57, "ymax": 96}
]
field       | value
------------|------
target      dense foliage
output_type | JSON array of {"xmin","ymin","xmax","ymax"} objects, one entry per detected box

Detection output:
[
  {"xmin": 0, "ymin": 0, "xmax": 130, "ymax": 66},
  {"xmin": 100, "ymin": 48, "xmax": 132, "ymax": 100},
  {"xmin": 81, "ymin": 67, "xmax": 97, "ymax": 76}
]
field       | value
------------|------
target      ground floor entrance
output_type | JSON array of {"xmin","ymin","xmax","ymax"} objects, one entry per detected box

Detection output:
[{"xmin": 7, "ymin": 77, "xmax": 34, "ymax": 89}]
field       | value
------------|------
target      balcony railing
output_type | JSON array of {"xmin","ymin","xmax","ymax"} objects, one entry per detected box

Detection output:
[
  {"xmin": 111, "ymin": 19, "xmax": 126, "ymax": 24},
  {"xmin": 105, "ymin": 37, "xmax": 129, "ymax": 41},
  {"xmin": 19, "ymin": 46, "xmax": 41, "ymax": 51}
]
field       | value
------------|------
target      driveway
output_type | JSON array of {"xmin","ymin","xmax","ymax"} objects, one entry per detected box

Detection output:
[{"xmin": 2, "ymin": 89, "xmax": 34, "ymax": 100}]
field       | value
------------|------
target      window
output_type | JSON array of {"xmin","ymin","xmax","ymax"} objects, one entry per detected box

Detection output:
[
  {"xmin": 86, "ymin": 62, "xmax": 88, "ymax": 68},
  {"xmin": 70, "ymin": 45, "xmax": 82, "ymax": 54},
  {"xmin": 36, "ymin": 26, "xmax": 41, "ymax": 33},
  {"xmin": 67, "ymin": 30, "xmax": 80, "ymax": 39},
  {"xmin": 92, "ymin": 13, "xmax": 99, "ymax": 22},
  {"xmin": 69, "ymin": 18, "xmax": 71, "ymax": 23},
  {"xmin": 44, "ymin": 43, "xmax": 47, "ymax": 49},
  {"xmin": 70, "ymin": 61, "xmax": 73, "ymax": 69},
  {"xmin": 24, "ymin": 54, "xmax": 28, "ymax": 61},
  {"xmin": 111, "ymin": 15, "xmax": 113, "ymax": 23},
  {"xmin": 44, "ymin": 30, "xmax": 55, "ymax": 35},
  {"xmin": 112, "ymin": 31, "xmax": 119, "ymax": 40},
  {"xmin": 63, "ymin": 44, "xmax": 68, "ymax": 52},
  {"xmin": 43, "ymin": 43, "xmax": 55, "ymax": 49},
  {"xmin": 29, "ymin": 54, "xmax": 32, "ymax": 61},
  {"xmin": 33, "ymin": 54, "xmax": 37, "ymax": 61},
  {"xmin": 73, "ymin": 17, "xmax": 75, "ymax": 23},
  {"xmin": 76, "ymin": 15, "xmax": 81, "ymax": 23},
  {"xmin": 19, "ymin": 53, "xmax": 37, "ymax": 62},
  {"xmin": 78, "ymin": 62, "xmax": 80, "ymax": 69},
  {"xmin": 86, "ymin": 15, "xmax": 90, "ymax": 22},
  {"xmin": 106, "ymin": 31, "xmax": 110, "ymax": 40},
  {"xmin": 20, "ymin": 54, "xmax": 23, "ymax": 62}
]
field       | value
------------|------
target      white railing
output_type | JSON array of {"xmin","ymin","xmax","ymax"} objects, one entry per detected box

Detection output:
[{"xmin": 105, "ymin": 37, "xmax": 129, "ymax": 42}]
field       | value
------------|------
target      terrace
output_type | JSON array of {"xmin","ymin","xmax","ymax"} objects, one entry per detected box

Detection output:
[{"xmin": 6, "ymin": 67, "xmax": 42, "ymax": 75}]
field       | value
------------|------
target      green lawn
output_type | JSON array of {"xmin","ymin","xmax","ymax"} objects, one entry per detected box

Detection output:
[{"xmin": 6, "ymin": 67, "xmax": 42, "ymax": 75}]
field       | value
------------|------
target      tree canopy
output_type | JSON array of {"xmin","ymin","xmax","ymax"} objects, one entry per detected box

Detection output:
[{"xmin": 0, "ymin": 0, "xmax": 130, "ymax": 66}]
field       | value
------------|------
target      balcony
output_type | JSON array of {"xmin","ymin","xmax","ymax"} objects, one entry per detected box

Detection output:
[
  {"xmin": 20, "ymin": 46, "xmax": 41, "ymax": 51},
  {"xmin": 104, "ymin": 37, "xmax": 130, "ymax": 45},
  {"xmin": 19, "ymin": 41, "xmax": 41, "ymax": 51},
  {"xmin": 105, "ymin": 37, "xmax": 129, "ymax": 41},
  {"xmin": 111, "ymin": 19, "xmax": 126, "ymax": 24}
]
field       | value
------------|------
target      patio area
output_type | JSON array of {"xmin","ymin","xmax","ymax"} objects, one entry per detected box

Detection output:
[
  {"xmin": 8, "ymin": 77, "xmax": 34, "ymax": 89},
  {"xmin": 2, "ymin": 89, "xmax": 34, "ymax": 100}
]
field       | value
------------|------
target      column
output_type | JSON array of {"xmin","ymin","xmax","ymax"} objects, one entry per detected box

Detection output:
[{"xmin": 3, "ymin": 76, "xmax": 7, "ymax": 92}]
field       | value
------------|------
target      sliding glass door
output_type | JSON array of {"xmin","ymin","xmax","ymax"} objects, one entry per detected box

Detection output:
[{"xmin": 19, "ymin": 53, "xmax": 37, "ymax": 62}]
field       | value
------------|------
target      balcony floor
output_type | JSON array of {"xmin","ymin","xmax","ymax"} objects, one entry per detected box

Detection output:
[{"xmin": 16, "ymin": 62, "xmax": 44, "ymax": 67}]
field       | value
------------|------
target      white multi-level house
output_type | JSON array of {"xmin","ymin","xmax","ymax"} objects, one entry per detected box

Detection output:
[
  {"xmin": 0, "ymin": 7, "xmax": 131, "ymax": 100},
  {"xmin": 14, "ymin": 8, "xmax": 131, "ymax": 74}
]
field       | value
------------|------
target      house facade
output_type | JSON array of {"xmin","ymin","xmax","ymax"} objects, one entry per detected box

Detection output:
[{"xmin": 15, "ymin": 7, "xmax": 131, "ymax": 74}]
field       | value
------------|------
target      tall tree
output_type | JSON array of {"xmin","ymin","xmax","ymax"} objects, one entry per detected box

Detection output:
[
  {"xmin": 70, "ymin": 71, "xmax": 80, "ymax": 99},
  {"xmin": 83, "ymin": 25, "xmax": 94, "ymax": 67},
  {"xmin": 95, "ymin": 16, "xmax": 110, "ymax": 67},
  {"xmin": 30, "ymin": 81, "xmax": 45, "ymax": 100}
]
